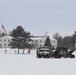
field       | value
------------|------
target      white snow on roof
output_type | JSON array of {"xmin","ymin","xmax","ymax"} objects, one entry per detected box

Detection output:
[
  {"xmin": 0, "ymin": 36, "xmax": 13, "ymax": 39},
  {"xmin": 31, "ymin": 37, "xmax": 42, "ymax": 40},
  {"xmin": 31, "ymin": 36, "xmax": 57, "ymax": 41}
]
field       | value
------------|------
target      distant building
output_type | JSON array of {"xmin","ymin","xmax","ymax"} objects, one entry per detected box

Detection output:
[
  {"xmin": 0, "ymin": 35, "xmax": 57, "ymax": 49},
  {"xmin": 0, "ymin": 36, "xmax": 13, "ymax": 48},
  {"xmin": 31, "ymin": 35, "xmax": 57, "ymax": 49}
]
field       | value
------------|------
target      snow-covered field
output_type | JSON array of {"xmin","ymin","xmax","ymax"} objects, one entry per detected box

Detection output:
[{"xmin": 0, "ymin": 48, "xmax": 76, "ymax": 75}]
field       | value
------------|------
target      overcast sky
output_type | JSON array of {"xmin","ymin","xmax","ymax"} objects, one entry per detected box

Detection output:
[{"xmin": 0, "ymin": 0, "xmax": 76, "ymax": 37}]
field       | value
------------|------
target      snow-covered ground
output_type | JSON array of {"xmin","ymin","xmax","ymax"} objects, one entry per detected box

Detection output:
[{"xmin": 0, "ymin": 48, "xmax": 76, "ymax": 75}]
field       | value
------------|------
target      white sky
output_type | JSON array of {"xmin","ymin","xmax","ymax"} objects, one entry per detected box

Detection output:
[{"xmin": 0, "ymin": 0, "xmax": 76, "ymax": 37}]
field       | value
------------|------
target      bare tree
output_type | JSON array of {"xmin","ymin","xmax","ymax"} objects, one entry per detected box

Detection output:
[
  {"xmin": 62, "ymin": 36, "xmax": 73, "ymax": 49},
  {"xmin": 53, "ymin": 33, "xmax": 60, "ymax": 40},
  {"xmin": 53, "ymin": 33, "xmax": 63, "ymax": 47}
]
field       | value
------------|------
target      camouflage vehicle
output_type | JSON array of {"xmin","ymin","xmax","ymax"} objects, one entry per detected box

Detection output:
[
  {"xmin": 36, "ymin": 46, "xmax": 51, "ymax": 58},
  {"xmin": 52, "ymin": 47, "xmax": 75, "ymax": 58}
]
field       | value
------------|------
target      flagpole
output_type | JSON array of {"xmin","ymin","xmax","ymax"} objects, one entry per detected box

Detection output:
[
  {"xmin": 1, "ymin": 6, "xmax": 7, "ymax": 36},
  {"xmin": 1, "ymin": 6, "xmax": 3, "ymax": 26},
  {"xmin": 1, "ymin": 6, "xmax": 3, "ymax": 37},
  {"xmin": 0, "ymin": 7, "xmax": 2, "ymax": 37}
]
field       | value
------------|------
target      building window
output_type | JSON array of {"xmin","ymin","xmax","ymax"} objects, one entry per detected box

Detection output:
[
  {"xmin": 4, "ymin": 39, "xmax": 6, "ymax": 42},
  {"xmin": 4, "ymin": 44, "xmax": 6, "ymax": 46},
  {"xmin": 8, "ymin": 40, "xmax": 10, "ymax": 42},
  {"xmin": 36, "ymin": 40, "xmax": 37, "ymax": 42}
]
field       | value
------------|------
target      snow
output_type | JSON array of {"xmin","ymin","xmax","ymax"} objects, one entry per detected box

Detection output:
[
  {"xmin": 0, "ymin": 48, "xmax": 76, "ymax": 75},
  {"xmin": 0, "ymin": 36, "xmax": 13, "ymax": 39}
]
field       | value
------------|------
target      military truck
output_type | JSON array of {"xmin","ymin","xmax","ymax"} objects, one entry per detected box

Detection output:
[
  {"xmin": 53, "ymin": 47, "xmax": 75, "ymax": 58},
  {"xmin": 36, "ymin": 46, "xmax": 51, "ymax": 58}
]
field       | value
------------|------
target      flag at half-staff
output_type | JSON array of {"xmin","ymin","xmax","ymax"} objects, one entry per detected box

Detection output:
[{"xmin": 2, "ymin": 25, "xmax": 7, "ymax": 34}]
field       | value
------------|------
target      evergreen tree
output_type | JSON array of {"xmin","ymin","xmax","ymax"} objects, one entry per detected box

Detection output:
[
  {"xmin": 1, "ymin": 32, "xmax": 6, "ymax": 36},
  {"xmin": 72, "ymin": 31, "xmax": 76, "ymax": 47},
  {"xmin": 10, "ymin": 26, "xmax": 32, "ymax": 54},
  {"xmin": 44, "ymin": 36, "xmax": 51, "ymax": 48}
]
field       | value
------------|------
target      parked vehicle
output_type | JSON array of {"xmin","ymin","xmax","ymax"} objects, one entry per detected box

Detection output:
[
  {"xmin": 36, "ymin": 46, "xmax": 75, "ymax": 58},
  {"xmin": 36, "ymin": 46, "xmax": 51, "ymax": 58},
  {"xmin": 51, "ymin": 47, "xmax": 75, "ymax": 58}
]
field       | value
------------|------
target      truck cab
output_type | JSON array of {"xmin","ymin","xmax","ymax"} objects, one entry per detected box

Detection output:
[{"xmin": 36, "ymin": 46, "xmax": 51, "ymax": 58}]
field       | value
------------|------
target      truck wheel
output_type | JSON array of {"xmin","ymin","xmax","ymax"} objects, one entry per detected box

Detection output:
[
  {"xmin": 70, "ymin": 55, "xmax": 75, "ymax": 58},
  {"xmin": 54, "ymin": 55, "xmax": 61, "ymax": 58},
  {"xmin": 58, "ymin": 56, "xmax": 61, "ymax": 58},
  {"xmin": 47, "ymin": 55, "xmax": 50, "ymax": 58}
]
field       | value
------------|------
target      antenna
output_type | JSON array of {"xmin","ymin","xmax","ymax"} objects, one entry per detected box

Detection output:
[{"xmin": 45, "ymin": 31, "xmax": 48, "ymax": 36}]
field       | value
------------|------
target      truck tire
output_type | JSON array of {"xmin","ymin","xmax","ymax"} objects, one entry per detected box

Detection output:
[
  {"xmin": 48, "ymin": 55, "xmax": 50, "ymax": 58},
  {"xmin": 54, "ymin": 55, "xmax": 61, "ymax": 58},
  {"xmin": 38, "ymin": 55, "xmax": 41, "ymax": 58},
  {"xmin": 70, "ymin": 55, "xmax": 75, "ymax": 58}
]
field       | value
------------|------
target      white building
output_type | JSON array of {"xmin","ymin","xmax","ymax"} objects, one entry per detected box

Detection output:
[
  {"xmin": 31, "ymin": 35, "xmax": 57, "ymax": 49},
  {"xmin": 0, "ymin": 35, "xmax": 57, "ymax": 49},
  {"xmin": 0, "ymin": 36, "xmax": 13, "ymax": 48}
]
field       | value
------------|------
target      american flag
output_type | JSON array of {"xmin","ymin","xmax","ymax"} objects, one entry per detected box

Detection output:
[{"xmin": 2, "ymin": 25, "xmax": 6, "ymax": 33}]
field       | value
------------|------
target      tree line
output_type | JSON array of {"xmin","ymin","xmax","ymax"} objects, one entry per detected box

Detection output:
[
  {"xmin": 0, "ymin": 25, "xmax": 76, "ymax": 52},
  {"xmin": 53, "ymin": 32, "xmax": 76, "ymax": 49}
]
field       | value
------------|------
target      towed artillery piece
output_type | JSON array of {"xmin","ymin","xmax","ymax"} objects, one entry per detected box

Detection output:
[
  {"xmin": 52, "ymin": 47, "xmax": 75, "ymax": 58},
  {"xmin": 36, "ymin": 46, "xmax": 75, "ymax": 58}
]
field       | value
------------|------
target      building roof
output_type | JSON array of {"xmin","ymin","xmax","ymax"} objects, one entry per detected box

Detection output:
[
  {"xmin": 31, "ymin": 37, "xmax": 42, "ymax": 40},
  {"xmin": 0, "ymin": 36, "xmax": 13, "ymax": 39},
  {"xmin": 31, "ymin": 35, "xmax": 57, "ymax": 41}
]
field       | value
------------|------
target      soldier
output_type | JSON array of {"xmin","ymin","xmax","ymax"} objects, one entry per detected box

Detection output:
[
  {"xmin": 28, "ymin": 49, "xmax": 30, "ymax": 54},
  {"xmin": 14, "ymin": 50, "xmax": 16, "ymax": 54},
  {"xmin": 5, "ymin": 47, "xmax": 7, "ymax": 54}
]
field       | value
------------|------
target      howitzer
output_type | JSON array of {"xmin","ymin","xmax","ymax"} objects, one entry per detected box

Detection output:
[
  {"xmin": 53, "ymin": 47, "xmax": 64, "ymax": 58},
  {"xmin": 68, "ymin": 48, "xmax": 75, "ymax": 58},
  {"xmin": 51, "ymin": 47, "xmax": 75, "ymax": 58}
]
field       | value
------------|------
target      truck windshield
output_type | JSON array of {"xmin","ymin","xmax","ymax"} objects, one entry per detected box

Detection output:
[{"xmin": 39, "ymin": 48, "xmax": 50, "ymax": 52}]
